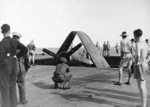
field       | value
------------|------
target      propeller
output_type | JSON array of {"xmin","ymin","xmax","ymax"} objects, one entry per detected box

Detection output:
[
  {"xmin": 42, "ymin": 43, "xmax": 82, "ymax": 60},
  {"xmin": 66, "ymin": 43, "xmax": 82, "ymax": 57}
]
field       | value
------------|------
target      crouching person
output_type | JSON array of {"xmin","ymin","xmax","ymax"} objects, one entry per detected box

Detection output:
[{"xmin": 52, "ymin": 57, "xmax": 72, "ymax": 89}]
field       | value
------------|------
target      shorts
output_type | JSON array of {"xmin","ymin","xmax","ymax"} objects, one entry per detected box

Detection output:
[
  {"xmin": 52, "ymin": 75, "xmax": 64, "ymax": 83},
  {"xmin": 29, "ymin": 50, "xmax": 35, "ymax": 56},
  {"xmin": 134, "ymin": 62, "xmax": 149, "ymax": 81},
  {"xmin": 119, "ymin": 53, "xmax": 132, "ymax": 67}
]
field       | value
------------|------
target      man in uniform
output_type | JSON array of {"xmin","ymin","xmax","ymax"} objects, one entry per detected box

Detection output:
[
  {"xmin": 133, "ymin": 29, "xmax": 149, "ymax": 107},
  {"xmin": 114, "ymin": 31, "xmax": 133, "ymax": 85},
  {"xmin": 52, "ymin": 57, "xmax": 72, "ymax": 89},
  {"xmin": 106, "ymin": 41, "xmax": 110, "ymax": 56},
  {"xmin": 12, "ymin": 32, "xmax": 30, "ymax": 105},
  {"xmin": 103, "ymin": 42, "xmax": 107, "ymax": 56},
  {"xmin": 0, "ymin": 24, "xmax": 28, "ymax": 107},
  {"xmin": 27, "ymin": 40, "xmax": 36, "ymax": 66}
]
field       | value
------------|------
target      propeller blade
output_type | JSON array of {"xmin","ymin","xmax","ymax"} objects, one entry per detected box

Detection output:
[
  {"xmin": 66, "ymin": 43, "xmax": 82, "ymax": 57},
  {"xmin": 42, "ymin": 48, "xmax": 60, "ymax": 59}
]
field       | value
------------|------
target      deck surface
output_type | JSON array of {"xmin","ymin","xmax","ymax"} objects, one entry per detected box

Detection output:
[{"xmin": 0, "ymin": 65, "xmax": 150, "ymax": 107}]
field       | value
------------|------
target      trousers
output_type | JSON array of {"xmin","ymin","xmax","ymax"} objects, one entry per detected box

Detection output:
[
  {"xmin": 17, "ymin": 62, "xmax": 27, "ymax": 103},
  {"xmin": 0, "ymin": 57, "xmax": 18, "ymax": 107}
]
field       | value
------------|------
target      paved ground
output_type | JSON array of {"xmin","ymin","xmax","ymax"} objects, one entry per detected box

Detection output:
[{"xmin": 0, "ymin": 65, "xmax": 150, "ymax": 107}]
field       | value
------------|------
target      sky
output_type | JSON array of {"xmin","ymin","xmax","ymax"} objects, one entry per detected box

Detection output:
[{"xmin": 0, "ymin": 0, "xmax": 150, "ymax": 48}]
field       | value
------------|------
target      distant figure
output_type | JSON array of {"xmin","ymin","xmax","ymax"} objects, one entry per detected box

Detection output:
[
  {"xmin": 27, "ymin": 40, "xmax": 36, "ymax": 66},
  {"xmin": 52, "ymin": 57, "xmax": 72, "ymax": 89},
  {"xmin": 115, "ymin": 43, "xmax": 119, "ymax": 56},
  {"xmin": 103, "ymin": 42, "xmax": 107, "ymax": 56},
  {"xmin": 145, "ymin": 39, "xmax": 149, "ymax": 44},
  {"xmin": 12, "ymin": 32, "xmax": 30, "ymax": 105},
  {"xmin": 96, "ymin": 41, "xmax": 100, "ymax": 50},
  {"xmin": 106, "ymin": 41, "xmax": 110, "ymax": 56},
  {"xmin": 68, "ymin": 43, "xmax": 74, "ymax": 52},
  {"xmin": 114, "ymin": 31, "xmax": 133, "ymax": 85},
  {"xmin": 81, "ymin": 50, "xmax": 87, "ymax": 58},
  {"xmin": 133, "ymin": 29, "xmax": 149, "ymax": 107}
]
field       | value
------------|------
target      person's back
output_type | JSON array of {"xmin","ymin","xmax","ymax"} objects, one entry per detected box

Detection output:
[
  {"xmin": 52, "ymin": 57, "xmax": 72, "ymax": 89},
  {"xmin": 2, "ymin": 37, "xmax": 26, "ymax": 57},
  {"xmin": 135, "ymin": 41, "xmax": 149, "ymax": 63},
  {"xmin": 55, "ymin": 63, "xmax": 69, "ymax": 75},
  {"xmin": 0, "ymin": 24, "xmax": 28, "ymax": 107},
  {"xmin": 27, "ymin": 42, "xmax": 36, "ymax": 51},
  {"xmin": 120, "ymin": 38, "xmax": 132, "ymax": 54}
]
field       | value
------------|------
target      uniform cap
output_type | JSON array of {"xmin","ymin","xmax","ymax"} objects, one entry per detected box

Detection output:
[{"xmin": 12, "ymin": 32, "xmax": 22, "ymax": 39}]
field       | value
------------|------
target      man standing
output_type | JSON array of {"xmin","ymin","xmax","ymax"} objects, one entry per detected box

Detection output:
[
  {"xmin": 12, "ymin": 32, "xmax": 30, "ymax": 105},
  {"xmin": 96, "ymin": 41, "xmax": 100, "ymax": 50},
  {"xmin": 115, "ymin": 43, "xmax": 119, "ymax": 56},
  {"xmin": 133, "ymin": 29, "xmax": 149, "ymax": 107},
  {"xmin": 103, "ymin": 42, "xmax": 107, "ymax": 56},
  {"xmin": 114, "ymin": 31, "xmax": 133, "ymax": 85},
  {"xmin": 27, "ymin": 40, "xmax": 36, "ymax": 66},
  {"xmin": 0, "ymin": 24, "xmax": 28, "ymax": 107},
  {"xmin": 106, "ymin": 41, "xmax": 110, "ymax": 56}
]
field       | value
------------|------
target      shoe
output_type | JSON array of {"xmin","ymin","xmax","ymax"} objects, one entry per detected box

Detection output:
[
  {"xmin": 20, "ymin": 101, "xmax": 28, "ymax": 105},
  {"xmin": 63, "ymin": 86, "xmax": 71, "ymax": 90},
  {"xmin": 114, "ymin": 81, "xmax": 121, "ymax": 86},
  {"xmin": 125, "ymin": 81, "xmax": 131, "ymax": 85}
]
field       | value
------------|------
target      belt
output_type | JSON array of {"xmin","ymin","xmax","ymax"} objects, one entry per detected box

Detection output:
[
  {"xmin": 6, "ymin": 53, "xmax": 15, "ymax": 57},
  {"xmin": 124, "ymin": 52, "xmax": 131, "ymax": 54}
]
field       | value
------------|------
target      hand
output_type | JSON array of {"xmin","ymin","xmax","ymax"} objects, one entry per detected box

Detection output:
[{"xmin": 137, "ymin": 62, "xmax": 142, "ymax": 66}]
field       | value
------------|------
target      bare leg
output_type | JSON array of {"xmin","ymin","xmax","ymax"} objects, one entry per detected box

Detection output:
[
  {"xmin": 114, "ymin": 65, "xmax": 123, "ymax": 85},
  {"xmin": 126, "ymin": 63, "xmax": 132, "ymax": 84},
  {"xmin": 29, "ymin": 55, "xmax": 32, "ymax": 65},
  {"xmin": 137, "ymin": 79, "xmax": 147, "ymax": 107},
  {"xmin": 32, "ymin": 55, "xmax": 35, "ymax": 65},
  {"xmin": 119, "ymin": 66, "xmax": 123, "ymax": 83}
]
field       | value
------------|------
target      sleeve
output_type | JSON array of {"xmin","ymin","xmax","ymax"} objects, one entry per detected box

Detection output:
[
  {"xmin": 33, "ymin": 44, "xmax": 36, "ymax": 50},
  {"xmin": 16, "ymin": 41, "xmax": 28, "ymax": 57},
  {"xmin": 24, "ymin": 54, "xmax": 31, "ymax": 71}
]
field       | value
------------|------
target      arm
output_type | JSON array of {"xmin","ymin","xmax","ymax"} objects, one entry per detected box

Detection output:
[
  {"xmin": 16, "ymin": 41, "xmax": 28, "ymax": 57},
  {"xmin": 24, "ymin": 53, "xmax": 31, "ymax": 71},
  {"xmin": 135, "ymin": 43, "xmax": 141, "ymax": 66},
  {"xmin": 120, "ymin": 41, "xmax": 124, "ymax": 58},
  {"xmin": 33, "ymin": 45, "xmax": 36, "ymax": 51}
]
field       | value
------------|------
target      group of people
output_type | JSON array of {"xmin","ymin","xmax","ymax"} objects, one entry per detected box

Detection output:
[
  {"xmin": 0, "ymin": 24, "xmax": 36, "ymax": 107},
  {"xmin": 103, "ymin": 41, "xmax": 110, "ymax": 56},
  {"xmin": 0, "ymin": 24, "xmax": 150, "ymax": 107},
  {"xmin": 114, "ymin": 30, "xmax": 150, "ymax": 107}
]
